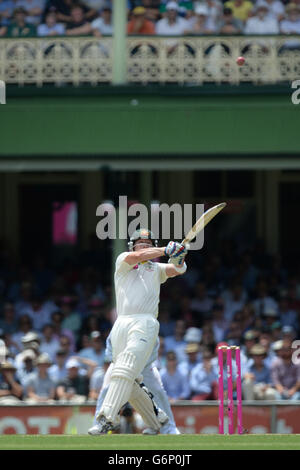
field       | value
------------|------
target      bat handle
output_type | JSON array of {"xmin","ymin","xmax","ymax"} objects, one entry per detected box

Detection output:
[{"xmin": 181, "ymin": 240, "xmax": 190, "ymax": 250}]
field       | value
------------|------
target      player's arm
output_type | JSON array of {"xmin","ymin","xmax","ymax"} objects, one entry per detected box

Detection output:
[
  {"xmin": 124, "ymin": 239, "xmax": 188, "ymax": 266},
  {"xmin": 165, "ymin": 262, "xmax": 187, "ymax": 278},
  {"xmin": 124, "ymin": 247, "xmax": 166, "ymax": 265}
]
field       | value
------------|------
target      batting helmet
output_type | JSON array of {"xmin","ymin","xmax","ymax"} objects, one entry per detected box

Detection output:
[{"xmin": 128, "ymin": 228, "xmax": 158, "ymax": 251}]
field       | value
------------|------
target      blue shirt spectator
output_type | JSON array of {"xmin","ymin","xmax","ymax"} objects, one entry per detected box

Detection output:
[
  {"xmin": 90, "ymin": 5, "xmax": 113, "ymax": 35},
  {"xmin": 78, "ymin": 330, "xmax": 105, "ymax": 367},
  {"xmin": 271, "ymin": 342, "xmax": 300, "ymax": 400},
  {"xmin": 164, "ymin": 319, "xmax": 187, "ymax": 361},
  {"xmin": 37, "ymin": 11, "xmax": 65, "ymax": 36},
  {"xmin": 48, "ymin": 349, "xmax": 69, "ymax": 384},
  {"xmin": 189, "ymin": 350, "xmax": 218, "ymax": 399},
  {"xmin": 278, "ymin": 297, "xmax": 299, "ymax": 331},
  {"xmin": 177, "ymin": 342, "xmax": 201, "ymax": 377},
  {"xmin": 15, "ymin": 0, "xmax": 46, "ymax": 25},
  {"xmin": 245, "ymin": 343, "xmax": 273, "ymax": 385},
  {"xmin": 25, "ymin": 353, "xmax": 56, "ymax": 402},
  {"xmin": 243, "ymin": 344, "xmax": 277, "ymax": 400},
  {"xmin": 159, "ymin": 351, "xmax": 190, "ymax": 400},
  {"xmin": 39, "ymin": 324, "xmax": 60, "ymax": 361},
  {"xmin": 88, "ymin": 365, "xmax": 106, "ymax": 400},
  {"xmin": 0, "ymin": 0, "xmax": 15, "ymax": 25},
  {"xmin": 19, "ymin": 298, "xmax": 59, "ymax": 332},
  {"xmin": 248, "ymin": 361, "xmax": 271, "ymax": 384}
]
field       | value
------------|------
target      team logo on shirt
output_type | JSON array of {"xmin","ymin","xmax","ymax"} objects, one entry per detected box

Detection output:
[
  {"xmin": 144, "ymin": 261, "xmax": 155, "ymax": 272},
  {"xmin": 133, "ymin": 261, "xmax": 154, "ymax": 271}
]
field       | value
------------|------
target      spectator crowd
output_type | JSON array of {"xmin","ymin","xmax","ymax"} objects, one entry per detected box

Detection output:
[
  {"xmin": 0, "ymin": 237, "xmax": 300, "ymax": 406},
  {"xmin": 0, "ymin": 0, "xmax": 300, "ymax": 38}
]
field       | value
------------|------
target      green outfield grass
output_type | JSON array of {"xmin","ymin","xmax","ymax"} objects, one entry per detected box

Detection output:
[{"xmin": 0, "ymin": 434, "xmax": 299, "ymax": 450}]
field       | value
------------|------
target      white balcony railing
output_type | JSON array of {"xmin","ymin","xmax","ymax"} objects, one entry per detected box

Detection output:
[{"xmin": 0, "ymin": 35, "xmax": 299, "ymax": 86}]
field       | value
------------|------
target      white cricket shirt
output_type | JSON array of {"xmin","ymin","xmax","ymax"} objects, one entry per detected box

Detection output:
[{"xmin": 114, "ymin": 252, "xmax": 168, "ymax": 318}]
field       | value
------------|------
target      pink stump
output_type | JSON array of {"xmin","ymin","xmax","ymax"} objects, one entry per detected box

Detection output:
[
  {"xmin": 227, "ymin": 347, "xmax": 234, "ymax": 434},
  {"xmin": 218, "ymin": 347, "xmax": 224, "ymax": 434},
  {"xmin": 235, "ymin": 347, "xmax": 243, "ymax": 435}
]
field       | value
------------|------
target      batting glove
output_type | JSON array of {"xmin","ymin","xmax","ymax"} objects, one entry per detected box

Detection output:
[
  {"xmin": 168, "ymin": 251, "xmax": 187, "ymax": 267},
  {"xmin": 165, "ymin": 241, "xmax": 186, "ymax": 258}
]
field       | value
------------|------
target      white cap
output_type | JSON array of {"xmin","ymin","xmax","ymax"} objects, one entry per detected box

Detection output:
[
  {"xmin": 66, "ymin": 358, "xmax": 80, "ymax": 369},
  {"xmin": 256, "ymin": 2, "xmax": 269, "ymax": 11},
  {"xmin": 20, "ymin": 349, "xmax": 36, "ymax": 361},
  {"xmin": 22, "ymin": 331, "xmax": 40, "ymax": 343},
  {"xmin": 36, "ymin": 353, "xmax": 52, "ymax": 365},
  {"xmin": 166, "ymin": 1, "xmax": 180, "ymax": 11},
  {"xmin": 195, "ymin": 4, "xmax": 209, "ymax": 15},
  {"xmin": 272, "ymin": 339, "xmax": 283, "ymax": 351},
  {"xmin": 184, "ymin": 327, "xmax": 202, "ymax": 343}
]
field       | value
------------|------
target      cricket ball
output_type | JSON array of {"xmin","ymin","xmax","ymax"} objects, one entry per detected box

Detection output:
[{"xmin": 236, "ymin": 56, "xmax": 245, "ymax": 66}]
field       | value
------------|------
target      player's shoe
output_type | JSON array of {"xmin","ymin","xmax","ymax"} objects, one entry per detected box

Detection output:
[
  {"xmin": 88, "ymin": 416, "xmax": 115, "ymax": 435},
  {"xmin": 160, "ymin": 422, "xmax": 181, "ymax": 434},
  {"xmin": 143, "ymin": 423, "xmax": 180, "ymax": 435},
  {"xmin": 88, "ymin": 424, "xmax": 105, "ymax": 435},
  {"xmin": 142, "ymin": 408, "xmax": 169, "ymax": 435},
  {"xmin": 142, "ymin": 427, "xmax": 158, "ymax": 435}
]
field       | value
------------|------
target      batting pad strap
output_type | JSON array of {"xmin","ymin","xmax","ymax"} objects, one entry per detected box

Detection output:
[{"xmin": 168, "ymin": 260, "xmax": 187, "ymax": 274}]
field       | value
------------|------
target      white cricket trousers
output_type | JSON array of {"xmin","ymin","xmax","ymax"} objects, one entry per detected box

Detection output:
[
  {"xmin": 99, "ymin": 314, "xmax": 159, "ymax": 423},
  {"xmin": 110, "ymin": 314, "xmax": 159, "ymax": 375}
]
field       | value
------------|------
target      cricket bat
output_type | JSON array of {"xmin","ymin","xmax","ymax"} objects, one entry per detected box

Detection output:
[{"xmin": 182, "ymin": 202, "xmax": 227, "ymax": 246}]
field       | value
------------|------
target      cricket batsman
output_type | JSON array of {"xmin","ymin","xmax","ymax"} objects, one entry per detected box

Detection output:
[
  {"xmin": 94, "ymin": 228, "xmax": 187, "ymax": 434},
  {"xmin": 88, "ymin": 334, "xmax": 180, "ymax": 435}
]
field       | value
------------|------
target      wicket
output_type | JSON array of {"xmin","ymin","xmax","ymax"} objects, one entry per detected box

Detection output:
[{"xmin": 218, "ymin": 345, "xmax": 243, "ymax": 435}]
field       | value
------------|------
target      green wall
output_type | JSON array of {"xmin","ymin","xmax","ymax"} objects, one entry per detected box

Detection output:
[{"xmin": 0, "ymin": 93, "xmax": 299, "ymax": 156}]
